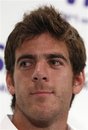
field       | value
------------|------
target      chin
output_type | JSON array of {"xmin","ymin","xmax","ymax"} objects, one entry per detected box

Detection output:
[
  {"xmin": 27, "ymin": 108, "xmax": 59, "ymax": 128},
  {"xmin": 28, "ymin": 116, "xmax": 55, "ymax": 128}
]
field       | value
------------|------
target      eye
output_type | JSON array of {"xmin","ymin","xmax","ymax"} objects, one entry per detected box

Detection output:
[
  {"xmin": 48, "ymin": 58, "xmax": 63, "ymax": 68},
  {"xmin": 18, "ymin": 59, "xmax": 34, "ymax": 69}
]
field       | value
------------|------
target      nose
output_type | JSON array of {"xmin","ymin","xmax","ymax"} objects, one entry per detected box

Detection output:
[{"xmin": 32, "ymin": 61, "xmax": 49, "ymax": 82}]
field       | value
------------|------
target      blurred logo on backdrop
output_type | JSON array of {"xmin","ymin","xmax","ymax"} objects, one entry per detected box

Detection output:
[
  {"xmin": 0, "ymin": 43, "xmax": 7, "ymax": 93},
  {"xmin": 67, "ymin": 0, "xmax": 88, "ymax": 6},
  {"xmin": 0, "ymin": 44, "xmax": 4, "ymax": 71},
  {"xmin": 65, "ymin": 0, "xmax": 88, "ymax": 24}
]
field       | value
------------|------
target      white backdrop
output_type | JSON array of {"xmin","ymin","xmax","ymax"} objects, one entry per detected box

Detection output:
[{"xmin": 0, "ymin": 0, "xmax": 88, "ymax": 130}]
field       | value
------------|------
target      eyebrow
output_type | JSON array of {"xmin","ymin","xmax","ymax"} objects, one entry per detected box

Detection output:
[
  {"xmin": 16, "ymin": 54, "xmax": 36, "ymax": 64},
  {"xmin": 16, "ymin": 53, "xmax": 69, "ymax": 64},
  {"xmin": 46, "ymin": 53, "xmax": 69, "ymax": 63}
]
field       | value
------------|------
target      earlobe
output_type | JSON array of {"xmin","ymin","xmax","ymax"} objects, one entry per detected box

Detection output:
[
  {"xmin": 6, "ymin": 72, "xmax": 15, "ymax": 95},
  {"xmin": 73, "ymin": 70, "xmax": 85, "ymax": 94}
]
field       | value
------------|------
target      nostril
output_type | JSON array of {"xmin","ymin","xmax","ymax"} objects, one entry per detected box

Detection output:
[
  {"xmin": 34, "ymin": 77, "xmax": 38, "ymax": 80},
  {"xmin": 43, "ymin": 77, "xmax": 47, "ymax": 80},
  {"xmin": 33, "ymin": 76, "xmax": 48, "ymax": 82}
]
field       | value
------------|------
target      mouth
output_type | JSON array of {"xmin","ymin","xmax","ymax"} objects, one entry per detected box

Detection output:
[{"xmin": 30, "ymin": 91, "xmax": 54, "ymax": 96}]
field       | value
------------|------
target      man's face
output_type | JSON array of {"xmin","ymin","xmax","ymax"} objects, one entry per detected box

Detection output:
[{"xmin": 9, "ymin": 33, "xmax": 75, "ymax": 126}]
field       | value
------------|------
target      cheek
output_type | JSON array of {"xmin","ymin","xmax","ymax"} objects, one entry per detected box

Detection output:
[
  {"xmin": 51, "ymin": 70, "xmax": 73, "ymax": 97},
  {"xmin": 52, "ymin": 69, "xmax": 73, "ymax": 86},
  {"xmin": 53, "ymin": 74, "xmax": 73, "ymax": 110},
  {"xmin": 13, "ymin": 71, "xmax": 30, "ymax": 96},
  {"xmin": 13, "ymin": 75, "xmax": 30, "ymax": 107},
  {"xmin": 14, "ymin": 69, "xmax": 32, "ymax": 85}
]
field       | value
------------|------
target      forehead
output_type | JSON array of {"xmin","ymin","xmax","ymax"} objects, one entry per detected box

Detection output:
[{"xmin": 16, "ymin": 33, "xmax": 69, "ymax": 58}]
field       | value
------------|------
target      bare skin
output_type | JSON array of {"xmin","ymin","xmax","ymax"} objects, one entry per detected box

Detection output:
[{"xmin": 6, "ymin": 33, "xmax": 85, "ymax": 130}]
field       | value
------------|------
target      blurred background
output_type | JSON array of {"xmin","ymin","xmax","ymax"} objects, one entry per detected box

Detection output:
[{"xmin": 0, "ymin": 0, "xmax": 88, "ymax": 130}]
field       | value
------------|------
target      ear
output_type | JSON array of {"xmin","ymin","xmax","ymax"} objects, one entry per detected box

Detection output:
[
  {"xmin": 6, "ymin": 71, "xmax": 15, "ymax": 95},
  {"xmin": 72, "ymin": 70, "xmax": 85, "ymax": 94}
]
